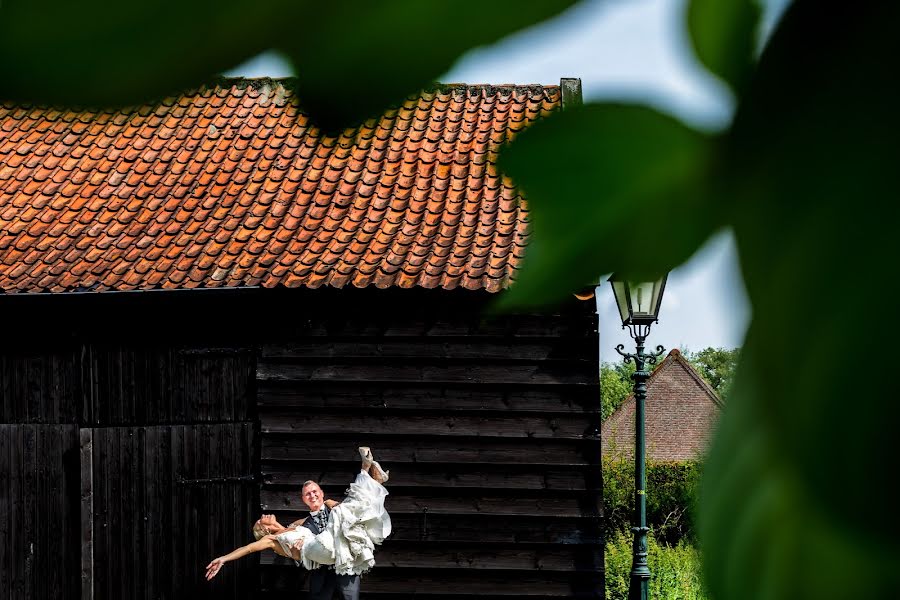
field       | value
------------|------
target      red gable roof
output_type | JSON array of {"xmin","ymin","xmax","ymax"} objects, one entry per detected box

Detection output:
[{"xmin": 0, "ymin": 79, "xmax": 562, "ymax": 294}]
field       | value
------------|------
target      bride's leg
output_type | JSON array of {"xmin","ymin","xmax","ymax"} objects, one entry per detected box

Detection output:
[
  {"xmin": 369, "ymin": 465, "xmax": 388, "ymax": 484},
  {"xmin": 289, "ymin": 537, "xmax": 305, "ymax": 561},
  {"xmin": 368, "ymin": 460, "xmax": 389, "ymax": 485}
]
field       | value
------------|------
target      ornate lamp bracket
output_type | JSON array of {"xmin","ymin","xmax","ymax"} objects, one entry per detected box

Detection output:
[{"xmin": 615, "ymin": 323, "xmax": 665, "ymax": 369}]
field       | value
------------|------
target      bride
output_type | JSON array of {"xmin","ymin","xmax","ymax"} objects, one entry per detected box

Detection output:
[{"xmin": 205, "ymin": 447, "xmax": 391, "ymax": 581}]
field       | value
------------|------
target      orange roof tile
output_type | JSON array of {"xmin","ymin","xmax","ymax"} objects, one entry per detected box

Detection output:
[{"xmin": 0, "ymin": 78, "xmax": 561, "ymax": 294}]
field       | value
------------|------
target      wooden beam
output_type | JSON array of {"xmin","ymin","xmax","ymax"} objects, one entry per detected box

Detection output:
[{"xmin": 560, "ymin": 78, "xmax": 584, "ymax": 110}]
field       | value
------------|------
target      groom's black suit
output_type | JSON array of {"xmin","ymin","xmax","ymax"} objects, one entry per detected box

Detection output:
[{"xmin": 302, "ymin": 505, "xmax": 361, "ymax": 600}]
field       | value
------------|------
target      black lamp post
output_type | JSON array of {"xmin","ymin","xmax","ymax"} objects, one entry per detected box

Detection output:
[{"xmin": 608, "ymin": 273, "xmax": 668, "ymax": 600}]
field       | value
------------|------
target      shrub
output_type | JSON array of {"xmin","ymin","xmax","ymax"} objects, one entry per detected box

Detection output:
[
  {"xmin": 603, "ymin": 458, "xmax": 701, "ymax": 545},
  {"xmin": 605, "ymin": 530, "xmax": 708, "ymax": 600}
]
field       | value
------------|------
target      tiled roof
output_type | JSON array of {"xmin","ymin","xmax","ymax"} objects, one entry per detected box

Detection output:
[{"xmin": 0, "ymin": 78, "xmax": 562, "ymax": 294}]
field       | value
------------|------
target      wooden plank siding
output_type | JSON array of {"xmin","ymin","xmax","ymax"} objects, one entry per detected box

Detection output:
[
  {"xmin": 257, "ymin": 295, "xmax": 602, "ymax": 598},
  {"xmin": 88, "ymin": 424, "xmax": 258, "ymax": 599},
  {"xmin": 0, "ymin": 424, "xmax": 81, "ymax": 600},
  {"xmin": 85, "ymin": 345, "xmax": 257, "ymax": 425},
  {"xmin": 0, "ymin": 333, "xmax": 259, "ymax": 600},
  {"xmin": 0, "ymin": 346, "xmax": 84, "ymax": 424},
  {"xmin": 0, "ymin": 343, "xmax": 256, "ymax": 426}
]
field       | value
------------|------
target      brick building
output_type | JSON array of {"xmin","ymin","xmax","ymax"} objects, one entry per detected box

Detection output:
[{"xmin": 602, "ymin": 349, "xmax": 722, "ymax": 461}]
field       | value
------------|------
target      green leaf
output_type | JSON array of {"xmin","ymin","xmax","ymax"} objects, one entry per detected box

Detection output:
[
  {"xmin": 686, "ymin": 0, "xmax": 762, "ymax": 93},
  {"xmin": 700, "ymin": 357, "xmax": 900, "ymax": 599},
  {"xmin": 699, "ymin": 2, "xmax": 900, "ymax": 598},
  {"xmin": 279, "ymin": 0, "xmax": 578, "ymax": 130},
  {"xmin": 0, "ymin": 0, "xmax": 576, "ymax": 130},
  {"xmin": 0, "ymin": 0, "xmax": 298, "ymax": 105},
  {"xmin": 497, "ymin": 103, "xmax": 723, "ymax": 308}
]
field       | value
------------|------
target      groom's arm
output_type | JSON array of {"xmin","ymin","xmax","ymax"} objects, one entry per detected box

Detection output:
[
  {"xmin": 276, "ymin": 495, "xmax": 341, "ymax": 532},
  {"xmin": 282, "ymin": 500, "xmax": 337, "ymax": 530}
]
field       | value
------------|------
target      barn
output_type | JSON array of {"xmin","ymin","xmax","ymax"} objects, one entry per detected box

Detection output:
[{"xmin": 0, "ymin": 77, "xmax": 603, "ymax": 599}]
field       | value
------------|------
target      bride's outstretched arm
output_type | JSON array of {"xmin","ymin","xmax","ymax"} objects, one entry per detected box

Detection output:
[{"xmin": 206, "ymin": 535, "xmax": 279, "ymax": 581}]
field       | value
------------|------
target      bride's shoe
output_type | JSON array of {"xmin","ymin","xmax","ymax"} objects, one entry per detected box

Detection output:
[{"xmin": 358, "ymin": 446, "xmax": 374, "ymax": 468}]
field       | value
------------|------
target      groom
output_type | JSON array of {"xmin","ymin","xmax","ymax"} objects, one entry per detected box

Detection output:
[
  {"xmin": 257, "ymin": 479, "xmax": 360, "ymax": 599},
  {"xmin": 299, "ymin": 479, "xmax": 360, "ymax": 600}
]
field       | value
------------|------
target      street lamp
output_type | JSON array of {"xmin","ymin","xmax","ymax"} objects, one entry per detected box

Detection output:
[{"xmin": 608, "ymin": 273, "xmax": 668, "ymax": 600}]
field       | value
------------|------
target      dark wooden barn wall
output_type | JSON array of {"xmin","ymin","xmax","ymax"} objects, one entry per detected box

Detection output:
[
  {"xmin": 1, "ymin": 287, "xmax": 603, "ymax": 599},
  {"xmin": 0, "ymin": 335, "xmax": 259, "ymax": 600},
  {"xmin": 256, "ymin": 293, "xmax": 602, "ymax": 598}
]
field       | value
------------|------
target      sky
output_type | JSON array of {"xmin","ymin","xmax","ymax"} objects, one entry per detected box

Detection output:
[{"xmin": 227, "ymin": 0, "xmax": 792, "ymax": 361}]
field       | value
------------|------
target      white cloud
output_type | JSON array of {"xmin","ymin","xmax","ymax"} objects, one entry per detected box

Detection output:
[
  {"xmin": 443, "ymin": 0, "xmax": 732, "ymax": 129},
  {"xmin": 224, "ymin": 51, "xmax": 294, "ymax": 78}
]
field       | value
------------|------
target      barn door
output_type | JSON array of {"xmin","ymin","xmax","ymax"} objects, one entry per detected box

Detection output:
[
  {"xmin": 83, "ymin": 424, "xmax": 258, "ymax": 600},
  {"xmin": 0, "ymin": 424, "xmax": 81, "ymax": 600}
]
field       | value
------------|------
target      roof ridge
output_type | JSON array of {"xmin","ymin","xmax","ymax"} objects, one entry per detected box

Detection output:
[
  {"xmin": 645, "ymin": 350, "xmax": 723, "ymax": 406},
  {"xmin": 207, "ymin": 77, "xmax": 560, "ymax": 93},
  {"xmin": 665, "ymin": 349, "xmax": 724, "ymax": 407}
]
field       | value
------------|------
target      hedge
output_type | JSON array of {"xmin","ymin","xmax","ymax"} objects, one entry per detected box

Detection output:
[{"xmin": 603, "ymin": 457, "xmax": 701, "ymax": 545}]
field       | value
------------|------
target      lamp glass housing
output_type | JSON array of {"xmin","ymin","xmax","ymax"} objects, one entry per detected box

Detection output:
[{"xmin": 608, "ymin": 274, "xmax": 668, "ymax": 326}]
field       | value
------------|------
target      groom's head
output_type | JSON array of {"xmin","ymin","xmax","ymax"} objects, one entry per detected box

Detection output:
[{"xmin": 301, "ymin": 480, "xmax": 324, "ymax": 512}]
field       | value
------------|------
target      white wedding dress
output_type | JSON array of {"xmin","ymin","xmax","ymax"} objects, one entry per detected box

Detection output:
[{"xmin": 275, "ymin": 469, "xmax": 391, "ymax": 575}]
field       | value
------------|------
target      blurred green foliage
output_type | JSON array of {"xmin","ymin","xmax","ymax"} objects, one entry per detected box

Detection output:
[
  {"xmin": 686, "ymin": 0, "xmax": 760, "ymax": 95},
  {"xmin": 501, "ymin": 2, "xmax": 900, "ymax": 597},
  {"xmin": 2, "ymin": 0, "xmax": 899, "ymax": 597},
  {"xmin": 0, "ymin": 0, "xmax": 577, "ymax": 131},
  {"xmin": 498, "ymin": 104, "xmax": 717, "ymax": 304}
]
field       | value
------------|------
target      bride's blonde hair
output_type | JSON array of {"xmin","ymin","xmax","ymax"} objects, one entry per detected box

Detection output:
[{"xmin": 252, "ymin": 521, "xmax": 268, "ymax": 541}]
